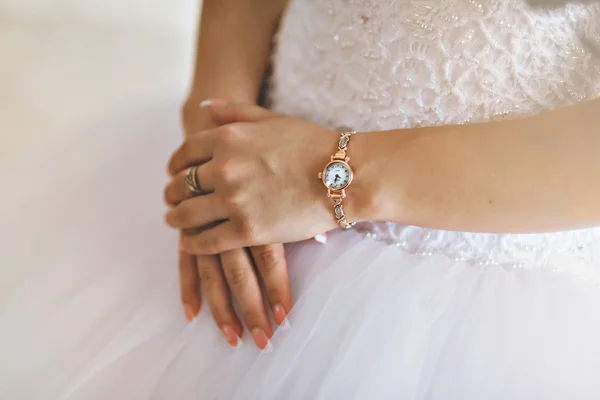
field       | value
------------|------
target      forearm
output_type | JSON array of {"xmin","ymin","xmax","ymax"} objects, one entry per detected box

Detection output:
[
  {"xmin": 353, "ymin": 98, "xmax": 600, "ymax": 233},
  {"xmin": 184, "ymin": 0, "xmax": 287, "ymax": 115}
]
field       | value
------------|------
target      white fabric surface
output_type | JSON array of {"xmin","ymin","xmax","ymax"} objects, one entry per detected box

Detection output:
[
  {"xmin": 0, "ymin": 0, "xmax": 197, "ymax": 157},
  {"xmin": 0, "ymin": 0, "xmax": 197, "ymax": 291}
]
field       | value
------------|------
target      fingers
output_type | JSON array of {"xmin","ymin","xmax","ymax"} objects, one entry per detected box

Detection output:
[
  {"xmin": 202, "ymin": 100, "xmax": 281, "ymax": 124},
  {"xmin": 220, "ymin": 249, "xmax": 273, "ymax": 350},
  {"xmin": 168, "ymin": 101, "xmax": 280, "ymax": 176},
  {"xmin": 196, "ymin": 253, "xmax": 244, "ymax": 348},
  {"xmin": 250, "ymin": 244, "xmax": 291, "ymax": 328},
  {"xmin": 164, "ymin": 164, "xmax": 215, "ymax": 206},
  {"xmin": 165, "ymin": 192, "xmax": 228, "ymax": 230},
  {"xmin": 181, "ymin": 221, "xmax": 251, "ymax": 255},
  {"xmin": 167, "ymin": 128, "xmax": 218, "ymax": 176},
  {"xmin": 179, "ymin": 247, "xmax": 201, "ymax": 322}
]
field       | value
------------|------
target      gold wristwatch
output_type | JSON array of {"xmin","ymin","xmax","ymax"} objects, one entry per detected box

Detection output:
[{"xmin": 318, "ymin": 131, "xmax": 357, "ymax": 230}]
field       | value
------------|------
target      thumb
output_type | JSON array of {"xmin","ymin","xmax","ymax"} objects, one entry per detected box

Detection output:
[{"xmin": 200, "ymin": 99, "xmax": 281, "ymax": 124}]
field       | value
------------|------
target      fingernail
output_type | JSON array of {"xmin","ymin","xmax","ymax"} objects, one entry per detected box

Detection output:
[
  {"xmin": 251, "ymin": 328, "xmax": 273, "ymax": 353},
  {"xmin": 314, "ymin": 233, "xmax": 328, "ymax": 244},
  {"xmin": 179, "ymin": 237, "xmax": 184, "ymax": 251},
  {"xmin": 273, "ymin": 304, "xmax": 290, "ymax": 330},
  {"xmin": 183, "ymin": 304, "xmax": 196, "ymax": 322},
  {"xmin": 199, "ymin": 99, "xmax": 228, "ymax": 108},
  {"xmin": 221, "ymin": 325, "xmax": 243, "ymax": 348}
]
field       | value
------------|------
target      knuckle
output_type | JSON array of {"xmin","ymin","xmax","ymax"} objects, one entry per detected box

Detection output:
[
  {"xmin": 214, "ymin": 159, "xmax": 236, "ymax": 182},
  {"xmin": 199, "ymin": 235, "xmax": 221, "ymax": 255},
  {"xmin": 219, "ymin": 123, "xmax": 242, "ymax": 142},
  {"xmin": 223, "ymin": 191, "xmax": 245, "ymax": 210},
  {"xmin": 254, "ymin": 247, "xmax": 282, "ymax": 273},
  {"xmin": 217, "ymin": 126, "xmax": 234, "ymax": 146},
  {"xmin": 198, "ymin": 265, "xmax": 217, "ymax": 285},
  {"xmin": 226, "ymin": 264, "xmax": 249, "ymax": 288},
  {"xmin": 238, "ymin": 218, "xmax": 258, "ymax": 243}
]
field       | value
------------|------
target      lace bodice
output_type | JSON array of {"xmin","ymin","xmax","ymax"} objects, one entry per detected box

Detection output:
[{"xmin": 269, "ymin": 0, "xmax": 600, "ymax": 277}]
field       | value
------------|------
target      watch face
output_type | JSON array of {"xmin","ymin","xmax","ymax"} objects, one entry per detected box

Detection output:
[{"xmin": 323, "ymin": 162, "xmax": 352, "ymax": 190}]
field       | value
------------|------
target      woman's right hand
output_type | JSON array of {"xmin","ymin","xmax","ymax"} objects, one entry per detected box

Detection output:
[{"xmin": 174, "ymin": 100, "xmax": 291, "ymax": 351}]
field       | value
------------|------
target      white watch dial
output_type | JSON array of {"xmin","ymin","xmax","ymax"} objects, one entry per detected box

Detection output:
[{"xmin": 324, "ymin": 162, "xmax": 351, "ymax": 190}]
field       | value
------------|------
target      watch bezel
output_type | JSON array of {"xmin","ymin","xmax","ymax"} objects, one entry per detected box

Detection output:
[{"xmin": 321, "ymin": 160, "xmax": 354, "ymax": 191}]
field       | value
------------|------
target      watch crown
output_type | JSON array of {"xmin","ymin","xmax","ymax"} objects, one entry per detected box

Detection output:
[{"xmin": 318, "ymin": 172, "xmax": 323, "ymax": 179}]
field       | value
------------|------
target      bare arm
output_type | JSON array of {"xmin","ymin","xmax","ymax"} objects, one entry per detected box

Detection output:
[
  {"xmin": 182, "ymin": 0, "xmax": 288, "ymax": 133},
  {"xmin": 351, "ymin": 98, "xmax": 600, "ymax": 233}
]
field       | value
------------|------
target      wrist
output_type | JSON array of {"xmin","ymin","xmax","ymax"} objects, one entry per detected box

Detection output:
[
  {"xmin": 315, "ymin": 130, "xmax": 389, "ymax": 227},
  {"xmin": 346, "ymin": 130, "xmax": 418, "ymax": 224},
  {"xmin": 343, "ymin": 133, "xmax": 387, "ymax": 223}
]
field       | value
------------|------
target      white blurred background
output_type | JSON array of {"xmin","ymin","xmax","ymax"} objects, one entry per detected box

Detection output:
[
  {"xmin": 0, "ymin": 0, "xmax": 200, "ymax": 156},
  {"xmin": 0, "ymin": 1, "xmax": 202, "ymax": 293}
]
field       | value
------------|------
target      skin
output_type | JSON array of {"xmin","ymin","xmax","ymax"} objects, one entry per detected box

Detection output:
[
  {"xmin": 177, "ymin": 0, "xmax": 290, "ymax": 350},
  {"xmin": 176, "ymin": 0, "xmax": 600, "ymax": 350},
  {"xmin": 166, "ymin": 98, "xmax": 600, "ymax": 256}
]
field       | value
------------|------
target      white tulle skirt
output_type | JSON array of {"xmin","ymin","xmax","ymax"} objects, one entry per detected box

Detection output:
[{"xmin": 3, "ymin": 101, "xmax": 600, "ymax": 399}]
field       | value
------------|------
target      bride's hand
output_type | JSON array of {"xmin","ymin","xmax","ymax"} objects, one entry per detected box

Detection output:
[
  {"xmin": 174, "ymin": 101, "xmax": 291, "ymax": 350},
  {"xmin": 165, "ymin": 101, "xmax": 348, "ymax": 255}
]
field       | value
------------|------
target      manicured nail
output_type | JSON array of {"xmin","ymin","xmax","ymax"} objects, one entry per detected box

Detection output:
[
  {"xmin": 183, "ymin": 303, "xmax": 196, "ymax": 322},
  {"xmin": 199, "ymin": 98, "xmax": 228, "ymax": 108},
  {"xmin": 221, "ymin": 325, "xmax": 243, "ymax": 348},
  {"xmin": 251, "ymin": 328, "xmax": 273, "ymax": 352},
  {"xmin": 272, "ymin": 304, "xmax": 290, "ymax": 330},
  {"xmin": 314, "ymin": 233, "xmax": 328, "ymax": 244}
]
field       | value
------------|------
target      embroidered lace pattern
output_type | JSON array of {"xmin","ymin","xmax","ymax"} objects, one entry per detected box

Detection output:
[{"xmin": 269, "ymin": 0, "xmax": 600, "ymax": 277}]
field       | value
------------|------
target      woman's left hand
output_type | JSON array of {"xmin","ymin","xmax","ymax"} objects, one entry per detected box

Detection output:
[{"xmin": 165, "ymin": 101, "xmax": 350, "ymax": 255}]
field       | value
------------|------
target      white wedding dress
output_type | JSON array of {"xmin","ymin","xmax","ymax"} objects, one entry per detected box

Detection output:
[{"xmin": 3, "ymin": 0, "xmax": 600, "ymax": 398}]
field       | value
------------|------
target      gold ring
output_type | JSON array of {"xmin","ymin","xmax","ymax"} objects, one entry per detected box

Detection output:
[{"xmin": 184, "ymin": 166, "xmax": 203, "ymax": 195}]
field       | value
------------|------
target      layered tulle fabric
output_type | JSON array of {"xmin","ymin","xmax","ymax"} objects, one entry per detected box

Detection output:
[{"xmin": 3, "ymin": 101, "xmax": 600, "ymax": 399}]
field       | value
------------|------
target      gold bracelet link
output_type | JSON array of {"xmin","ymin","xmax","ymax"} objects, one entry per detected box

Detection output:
[
  {"xmin": 318, "ymin": 131, "xmax": 357, "ymax": 230},
  {"xmin": 333, "ymin": 131, "xmax": 356, "ymax": 230}
]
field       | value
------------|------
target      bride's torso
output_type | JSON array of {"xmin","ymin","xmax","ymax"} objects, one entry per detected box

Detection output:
[{"xmin": 269, "ymin": 0, "xmax": 600, "ymax": 278}]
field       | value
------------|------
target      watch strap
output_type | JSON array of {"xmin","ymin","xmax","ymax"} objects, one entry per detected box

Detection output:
[{"xmin": 329, "ymin": 131, "xmax": 356, "ymax": 230}]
